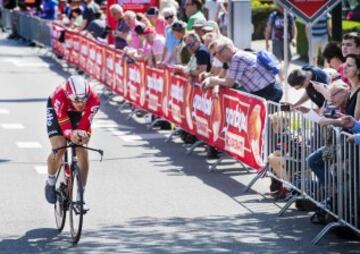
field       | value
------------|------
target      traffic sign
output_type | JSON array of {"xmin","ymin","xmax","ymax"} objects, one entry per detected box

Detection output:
[{"xmin": 276, "ymin": 0, "xmax": 341, "ymax": 23}]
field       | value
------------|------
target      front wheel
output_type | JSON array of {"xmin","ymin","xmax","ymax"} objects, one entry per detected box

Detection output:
[
  {"xmin": 69, "ymin": 164, "xmax": 84, "ymax": 244},
  {"xmin": 54, "ymin": 166, "xmax": 67, "ymax": 232}
]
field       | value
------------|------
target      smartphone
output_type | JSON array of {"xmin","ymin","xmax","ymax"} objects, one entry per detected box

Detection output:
[{"xmin": 280, "ymin": 104, "xmax": 291, "ymax": 112}]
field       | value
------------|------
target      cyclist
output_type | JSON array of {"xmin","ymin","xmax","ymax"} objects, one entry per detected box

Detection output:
[{"xmin": 45, "ymin": 75, "xmax": 100, "ymax": 205}]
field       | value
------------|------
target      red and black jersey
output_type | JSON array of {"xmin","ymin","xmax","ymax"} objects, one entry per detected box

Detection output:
[{"xmin": 50, "ymin": 84, "xmax": 100, "ymax": 138}]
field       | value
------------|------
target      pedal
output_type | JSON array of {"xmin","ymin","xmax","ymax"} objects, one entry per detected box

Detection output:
[{"xmin": 72, "ymin": 201, "xmax": 90, "ymax": 215}]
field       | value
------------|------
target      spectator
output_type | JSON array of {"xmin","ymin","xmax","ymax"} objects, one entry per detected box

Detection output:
[
  {"xmin": 344, "ymin": 54, "xmax": 360, "ymax": 119},
  {"xmin": 160, "ymin": 0, "xmax": 179, "ymax": 12},
  {"xmin": 161, "ymin": 7, "xmax": 179, "ymax": 65},
  {"xmin": 323, "ymin": 42, "xmax": 348, "ymax": 85},
  {"xmin": 287, "ymin": 65, "xmax": 331, "ymax": 109},
  {"xmin": 136, "ymin": 12, "xmax": 152, "ymax": 29},
  {"xmin": 307, "ymin": 13, "xmax": 330, "ymax": 65},
  {"xmin": 217, "ymin": 0, "xmax": 228, "ymax": 36},
  {"xmin": 146, "ymin": 7, "xmax": 167, "ymax": 36},
  {"xmin": 110, "ymin": 4, "xmax": 130, "ymax": 50},
  {"xmin": 202, "ymin": 39, "xmax": 283, "ymax": 102},
  {"xmin": 265, "ymin": 4, "xmax": 297, "ymax": 73},
  {"xmin": 171, "ymin": 21, "xmax": 191, "ymax": 65},
  {"xmin": 129, "ymin": 26, "xmax": 165, "ymax": 67},
  {"xmin": 342, "ymin": 32, "xmax": 360, "ymax": 57},
  {"xmin": 70, "ymin": 7, "xmax": 83, "ymax": 29},
  {"xmin": 307, "ymin": 81, "xmax": 351, "ymax": 185},
  {"xmin": 80, "ymin": 0, "xmax": 100, "ymax": 30},
  {"xmin": 39, "ymin": 0, "xmax": 57, "ymax": 20},
  {"xmin": 184, "ymin": 0, "xmax": 206, "ymax": 31},
  {"xmin": 192, "ymin": 18, "xmax": 207, "ymax": 39},
  {"xmin": 174, "ymin": 32, "xmax": 211, "ymax": 77},
  {"xmin": 204, "ymin": 0, "xmax": 219, "ymax": 21},
  {"xmin": 86, "ymin": 9, "xmax": 108, "ymax": 40},
  {"xmin": 202, "ymin": 20, "xmax": 221, "ymax": 36},
  {"xmin": 124, "ymin": 10, "xmax": 142, "ymax": 49}
]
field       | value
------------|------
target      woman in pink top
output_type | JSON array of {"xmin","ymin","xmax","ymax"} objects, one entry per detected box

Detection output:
[
  {"xmin": 124, "ymin": 10, "xmax": 142, "ymax": 49},
  {"xmin": 146, "ymin": 7, "xmax": 167, "ymax": 36}
]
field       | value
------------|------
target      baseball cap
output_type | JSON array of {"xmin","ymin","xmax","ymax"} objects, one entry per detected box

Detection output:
[
  {"xmin": 202, "ymin": 20, "xmax": 218, "ymax": 32},
  {"xmin": 171, "ymin": 21, "xmax": 186, "ymax": 31},
  {"xmin": 192, "ymin": 19, "xmax": 206, "ymax": 28}
]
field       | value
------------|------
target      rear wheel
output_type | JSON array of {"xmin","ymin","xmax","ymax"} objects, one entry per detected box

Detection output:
[
  {"xmin": 69, "ymin": 164, "xmax": 84, "ymax": 244},
  {"xmin": 54, "ymin": 166, "xmax": 67, "ymax": 232}
]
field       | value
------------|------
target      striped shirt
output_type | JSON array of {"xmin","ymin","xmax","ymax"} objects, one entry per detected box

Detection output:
[
  {"xmin": 312, "ymin": 15, "xmax": 329, "ymax": 37},
  {"xmin": 227, "ymin": 50, "xmax": 275, "ymax": 93}
]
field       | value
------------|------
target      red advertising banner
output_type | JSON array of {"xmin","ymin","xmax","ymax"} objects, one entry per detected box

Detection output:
[
  {"xmin": 78, "ymin": 36, "xmax": 89, "ymax": 72},
  {"xmin": 113, "ymin": 51, "xmax": 127, "ymax": 96},
  {"xmin": 212, "ymin": 89, "xmax": 267, "ymax": 169},
  {"xmin": 167, "ymin": 72, "xmax": 195, "ymax": 134},
  {"xmin": 86, "ymin": 39, "xmax": 96, "ymax": 77},
  {"xmin": 126, "ymin": 61, "xmax": 146, "ymax": 108},
  {"xmin": 143, "ymin": 66, "xmax": 166, "ymax": 117},
  {"xmin": 104, "ymin": 46, "xmax": 116, "ymax": 91},
  {"xmin": 276, "ymin": 0, "xmax": 340, "ymax": 23},
  {"xmin": 51, "ymin": 24, "xmax": 65, "ymax": 57},
  {"xmin": 190, "ymin": 82, "xmax": 214, "ymax": 142},
  {"xmin": 64, "ymin": 30, "xmax": 73, "ymax": 62},
  {"xmin": 69, "ymin": 32, "xmax": 80, "ymax": 67},
  {"xmin": 94, "ymin": 41, "xmax": 105, "ymax": 83}
]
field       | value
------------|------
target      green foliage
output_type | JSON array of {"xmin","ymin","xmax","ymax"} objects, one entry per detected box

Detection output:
[
  {"xmin": 342, "ymin": 20, "xmax": 360, "ymax": 32},
  {"xmin": 252, "ymin": 4, "xmax": 276, "ymax": 40}
]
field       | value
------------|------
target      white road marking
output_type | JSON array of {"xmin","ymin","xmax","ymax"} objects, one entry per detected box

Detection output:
[
  {"xmin": 0, "ymin": 109, "xmax": 9, "ymax": 114},
  {"xmin": 16, "ymin": 142, "xmax": 42, "ymax": 148},
  {"xmin": 120, "ymin": 133, "xmax": 167, "ymax": 142},
  {"xmin": 1, "ymin": 123, "xmax": 24, "ymax": 129},
  {"xmin": 34, "ymin": 166, "xmax": 48, "ymax": 175},
  {"xmin": 1, "ymin": 58, "xmax": 52, "ymax": 67},
  {"xmin": 93, "ymin": 120, "xmax": 132, "ymax": 129}
]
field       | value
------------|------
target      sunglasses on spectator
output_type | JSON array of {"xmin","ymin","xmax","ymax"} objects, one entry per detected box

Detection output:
[{"xmin": 165, "ymin": 15, "xmax": 174, "ymax": 20}]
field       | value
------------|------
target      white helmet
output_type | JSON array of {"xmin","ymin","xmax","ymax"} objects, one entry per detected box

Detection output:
[{"xmin": 65, "ymin": 75, "xmax": 90, "ymax": 102}]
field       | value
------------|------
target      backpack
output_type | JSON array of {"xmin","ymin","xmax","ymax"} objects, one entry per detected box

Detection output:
[{"xmin": 257, "ymin": 50, "xmax": 281, "ymax": 75}]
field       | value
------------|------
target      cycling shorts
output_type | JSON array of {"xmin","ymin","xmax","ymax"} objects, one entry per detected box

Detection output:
[{"xmin": 46, "ymin": 97, "xmax": 82, "ymax": 138}]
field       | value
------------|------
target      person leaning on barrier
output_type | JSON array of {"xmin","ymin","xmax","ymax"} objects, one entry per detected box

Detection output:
[
  {"xmin": 173, "ymin": 32, "xmax": 211, "ymax": 77},
  {"xmin": 287, "ymin": 65, "xmax": 332, "ymax": 111},
  {"xmin": 305, "ymin": 81, "xmax": 355, "ymax": 185},
  {"xmin": 85, "ymin": 9, "xmax": 108, "ymax": 41},
  {"xmin": 170, "ymin": 21, "xmax": 191, "ymax": 65},
  {"xmin": 109, "ymin": 4, "xmax": 130, "ymax": 50},
  {"xmin": 79, "ymin": 0, "xmax": 100, "ymax": 31},
  {"xmin": 201, "ymin": 39, "xmax": 283, "ymax": 103}
]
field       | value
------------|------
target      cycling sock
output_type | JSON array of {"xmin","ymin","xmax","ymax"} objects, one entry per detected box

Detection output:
[
  {"xmin": 47, "ymin": 175, "xmax": 56, "ymax": 186},
  {"xmin": 77, "ymin": 187, "xmax": 85, "ymax": 202}
]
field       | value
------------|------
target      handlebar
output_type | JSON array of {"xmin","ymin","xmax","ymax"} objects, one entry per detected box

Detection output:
[{"xmin": 52, "ymin": 143, "xmax": 104, "ymax": 162}]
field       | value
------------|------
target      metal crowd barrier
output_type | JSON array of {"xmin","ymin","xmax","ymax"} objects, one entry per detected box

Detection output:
[
  {"xmin": 6, "ymin": 11, "xmax": 51, "ymax": 47},
  {"xmin": 0, "ymin": 8, "xmax": 12, "ymax": 30}
]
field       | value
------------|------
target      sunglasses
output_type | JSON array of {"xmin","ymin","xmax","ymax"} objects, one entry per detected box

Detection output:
[
  {"xmin": 165, "ymin": 15, "xmax": 174, "ymax": 20},
  {"xmin": 69, "ymin": 95, "xmax": 88, "ymax": 103}
]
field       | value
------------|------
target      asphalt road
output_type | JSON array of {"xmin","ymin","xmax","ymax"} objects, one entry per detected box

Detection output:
[{"xmin": 0, "ymin": 33, "xmax": 359, "ymax": 254}]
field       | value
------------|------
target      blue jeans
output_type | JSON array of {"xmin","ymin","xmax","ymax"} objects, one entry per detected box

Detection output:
[
  {"xmin": 307, "ymin": 147, "xmax": 325, "ymax": 184},
  {"xmin": 252, "ymin": 83, "xmax": 283, "ymax": 103}
]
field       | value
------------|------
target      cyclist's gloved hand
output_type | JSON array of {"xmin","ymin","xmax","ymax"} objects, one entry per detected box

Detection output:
[{"xmin": 76, "ymin": 130, "xmax": 90, "ymax": 145}]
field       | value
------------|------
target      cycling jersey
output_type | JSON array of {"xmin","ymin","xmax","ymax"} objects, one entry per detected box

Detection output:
[{"xmin": 49, "ymin": 84, "xmax": 100, "ymax": 138}]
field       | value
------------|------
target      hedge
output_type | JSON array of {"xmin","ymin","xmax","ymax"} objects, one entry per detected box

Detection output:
[{"xmin": 251, "ymin": 5, "xmax": 276, "ymax": 40}]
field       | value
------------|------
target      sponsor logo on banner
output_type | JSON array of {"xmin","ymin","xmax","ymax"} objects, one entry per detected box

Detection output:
[{"xmin": 144, "ymin": 67, "xmax": 165, "ymax": 116}]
